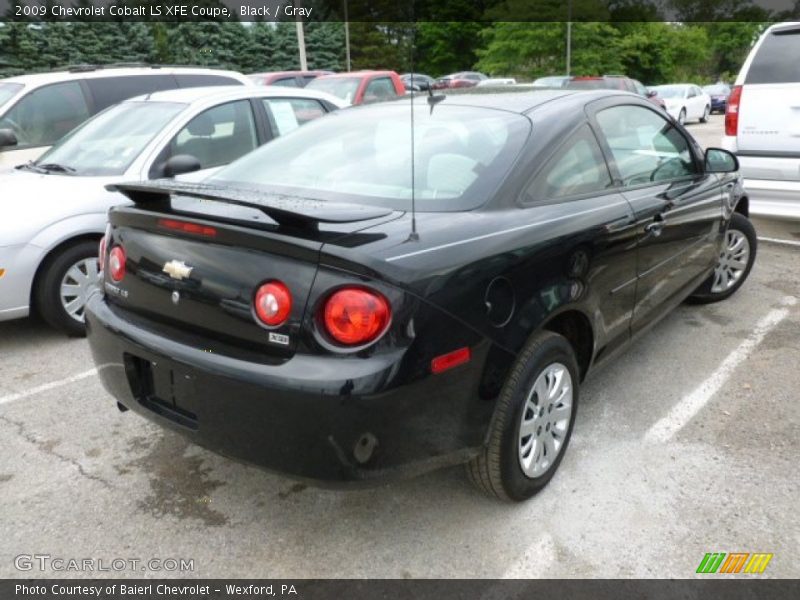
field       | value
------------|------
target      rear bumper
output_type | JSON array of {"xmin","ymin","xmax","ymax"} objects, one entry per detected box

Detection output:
[
  {"xmin": 85, "ymin": 294, "xmax": 491, "ymax": 486},
  {"xmin": 723, "ymin": 152, "xmax": 800, "ymax": 220}
]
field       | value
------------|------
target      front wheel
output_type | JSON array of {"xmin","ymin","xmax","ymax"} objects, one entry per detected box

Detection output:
[
  {"xmin": 689, "ymin": 213, "xmax": 757, "ymax": 304},
  {"xmin": 678, "ymin": 108, "xmax": 687, "ymax": 125},
  {"xmin": 700, "ymin": 105, "xmax": 710, "ymax": 123},
  {"xmin": 467, "ymin": 330, "xmax": 579, "ymax": 501}
]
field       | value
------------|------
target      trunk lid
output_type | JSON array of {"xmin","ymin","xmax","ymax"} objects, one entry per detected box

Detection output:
[{"xmin": 103, "ymin": 181, "xmax": 401, "ymax": 360}]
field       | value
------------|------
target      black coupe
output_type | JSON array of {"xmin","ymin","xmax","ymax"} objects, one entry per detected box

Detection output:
[{"xmin": 86, "ymin": 90, "xmax": 755, "ymax": 501}]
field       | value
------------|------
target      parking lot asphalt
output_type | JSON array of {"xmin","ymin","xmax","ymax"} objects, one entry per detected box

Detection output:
[{"xmin": 1, "ymin": 115, "xmax": 798, "ymax": 579}]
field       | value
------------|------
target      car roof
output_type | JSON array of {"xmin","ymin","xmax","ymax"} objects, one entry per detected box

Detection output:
[
  {"xmin": 402, "ymin": 89, "xmax": 624, "ymax": 114},
  {"xmin": 123, "ymin": 85, "xmax": 347, "ymax": 108},
  {"xmin": 316, "ymin": 71, "xmax": 395, "ymax": 79},
  {"xmin": 251, "ymin": 70, "xmax": 331, "ymax": 79},
  {"xmin": 1, "ymin": 66, "xmax": 249, "ymax": 87}
]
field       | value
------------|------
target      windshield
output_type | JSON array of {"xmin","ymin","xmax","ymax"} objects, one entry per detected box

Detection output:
[
  {"xmin": 211, "ymin": 103, "xmax": 530, "ymax": 212},
  {"xmin": 653, "ymin": 86, "xmax": 687, "ymax": 99},
  {"xmin": 306, "ymin": 77, "xmax": 361, "ymax": 103},
  {"xmin": 703, "ymin": 84, "xmax": 729, "ymax": 95},
  {"xmin": 33, "ymin": 101, "xmax": 185, "ymax": 176},
  {"xmin": 0, "ymin": 83, "xmax": 23, "ymax": 108}
]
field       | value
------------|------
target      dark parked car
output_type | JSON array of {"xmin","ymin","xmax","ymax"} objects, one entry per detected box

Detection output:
[
  {"xmin": 433, "ymin": 71, "xmax": 488, "ymax": 89},
  {"xmin": 249, "ymin": 70, "xmax": 334, "ymax": 88},
  {"xmin": 703, "ymin": 83, "xmax": 731, "ymax": 113},
  {"xmin": 567, "ymin": 75, "xmax": 666, "ymax": 109},
  {"xmin": 87, "ymin": 90, "xmax": 756, "ymax": 501},
  {"xmin": 400, "ymin": 73, "xmax": 436, "ymax": 91}
]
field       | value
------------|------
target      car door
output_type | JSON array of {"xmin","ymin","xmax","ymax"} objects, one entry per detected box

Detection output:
[
  {"xmin": 362, "ymin": 77, "xmax": 397, "ymax": 104},
  {"xmin": 688, "ymin": 86, "xmax": 703, "ymax": 119},
  {"xmin": 590, "ymin": 100, "xmax": 723, "ymax": 335},
  {"xmin": 522, "ymin": 123, "xmax": 639, "ymax": 361},
  {"xmin": 148, "ymin": 99, "xmax": 260, "ymax": 181}
]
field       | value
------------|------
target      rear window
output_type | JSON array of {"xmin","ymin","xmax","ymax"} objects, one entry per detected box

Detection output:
[
  {"xmin": 746, "ymin": 28, "xmax": 800, "ymax": 84},
  {"xmin": 176, "ymin": 74, "xmax": 244, "ymax": 88},
  {"xmin": 212, "ymin": 103, "xmax": 530, "ymax": 212},
  {"xmin": 87, "ymin": 75, "xmax": 178, "ymax": 111}
]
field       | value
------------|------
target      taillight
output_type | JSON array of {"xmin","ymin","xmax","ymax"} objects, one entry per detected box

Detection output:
[
  {"xmin": 254, "ymin": 281, "xmax": 292, "ymax": 327},
  {"xmin": 108, "ymin": 246, "xmax": 126, "ymax": 282},
  {"xmin": 322, "ymin": 287, "xmax": 391, "ymax": 346},
  {"xmin": 98, "ymin": 236, "xmax": 107, "ymax": 271},
  {"xmin": 725, "ymin": 85, "xmax": 742, "ymax": 137}
]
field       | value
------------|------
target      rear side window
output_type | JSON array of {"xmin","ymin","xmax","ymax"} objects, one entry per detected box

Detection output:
[
  {"xmin": 363, "ymin": 77, "xmax": 397, "ymax": 103},
  {"xmin": 87, "ymin": 75, "xmax": 178, "ymax": 111},
  {"xmin": 168, "ymin": 100, "xmax": 257, "ymax": 170},
  {"xmin": 262, "ymin": 98, "xmax": 327, "ymax": 136},
  {"xmin": 271, "ymin": 77, "xmax": 300, "ymax": 88},
  {"xmin": 527, "ymin": 124, "xmax": 612, "ymax": 201},
  {"xmin": 176, "ymin": 74, "xmax": 244, "ymax": 88},
  {"xmin": 746, "ymin": 29, "xmax": 800, "ymax": 84},
  {"xmin": 0, "ymin": 81, "xmax": 90, "ymax": 148}
]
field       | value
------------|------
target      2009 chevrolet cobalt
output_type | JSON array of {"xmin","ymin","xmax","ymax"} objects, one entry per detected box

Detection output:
[{"xmin": 86, "ymin": 90, "xmax": 756, "ymax": 501}]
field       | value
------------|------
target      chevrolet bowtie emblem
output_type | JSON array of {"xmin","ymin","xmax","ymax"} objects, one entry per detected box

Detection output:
[{"xmin": 163, "ymin": 260, "xmax": 193, "ymax": 281}]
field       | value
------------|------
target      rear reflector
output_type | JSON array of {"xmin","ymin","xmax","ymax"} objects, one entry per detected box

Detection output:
[
  {"xmin": 725, "ymin": 85, "xmax": 742, "ymax": 137},
  {"xmin": 431, "ymin": 347, "xmax": 471, "ymax": 374},
  {"xmin": 158, "ymin": 218, "xmax": 217, "ymax": 237}
]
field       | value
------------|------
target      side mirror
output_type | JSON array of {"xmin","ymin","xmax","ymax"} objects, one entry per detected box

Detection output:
[
  {"xmin": 0, "ymin": 128, "xmax": 18, "ymax": 149},
  {"xmin": 162, "ymin": 154, "xmax": 201, "ymax": 178},
  {"xmin": 646, "ymin": 90, "xmax": 657, "ymax": 98},
  {"xmin": 705, "ymin": 148, "xmax": 739, "ymax": 173}
]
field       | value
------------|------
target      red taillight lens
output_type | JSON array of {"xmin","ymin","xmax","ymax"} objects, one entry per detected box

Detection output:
[
  {"xmin": 725, "ymin": 85, "xmax": 742, "ymax": 137},
  {"xmin": 322, "ymin": 287, "xmax": 391, "ymax": 346},
  {"xmin": 158, "ymin": 218, "xmax": 217, "ymax": 237},
  {"xmin": 254, "ymin": 281, "xmax": 292, "ymax": 327},
  {"xmin": 98, "ymin": 236, "xmax": 107, "ymax": 271},
  {"xmin": 108, "ymin": 246, "xmax": 126, "ymax": 282}
]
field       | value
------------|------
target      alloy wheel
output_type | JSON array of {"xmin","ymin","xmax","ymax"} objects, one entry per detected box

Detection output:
[
  {"xmin": 59, "ymin": 257, "xmax": 99, "ymax": 323},
  {"xmin": 518, "ymin": 362, "xmax": 574, "ymax": 478},
  {"xmin": 711, "ymin": 229, "xmax": 750, "ymax": 293}
]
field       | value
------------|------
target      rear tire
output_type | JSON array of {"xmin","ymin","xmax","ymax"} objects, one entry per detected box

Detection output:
[
  {"xmin": 678, "ymin": 108, "xmax": 687, "ymax": 125},
  {"xmin": 700, "ymin": 105, "xmax": 710, "ymax": 123},
  {"xmin": 467, "ymin": 330, "xmax": 579, "ymax": 501},
  {"xmin": 689, "ymin": 213, "xmax": 756, "ymax": 304},
  {"xmin": 34, "ymin": 240, "xmax": 99, "ymax": 337}
]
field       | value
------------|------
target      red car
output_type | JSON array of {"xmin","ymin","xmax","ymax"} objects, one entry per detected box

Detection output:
[
  {"xmin": 566, "ymin": 75, "xmax": 666, "ymax": 110},
  {"xmin": 305, "ymin": 71, "xmax": 405, "ymax": 106},
  {"xmin": 249, "ymin": 71, "xmax": 333, "ymax": 88},
  {"xmin": 433, "ymin": 71, "xmax": 488, "ymax": 90}
]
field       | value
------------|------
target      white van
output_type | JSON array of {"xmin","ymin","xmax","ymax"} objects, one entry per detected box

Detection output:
[
  {"xmin": 0, "ymin": 65, "xmax": 252, "ymax": 170},
  {"xmin": 721, "ymin": 22, "xmax": 800, "ymax": 219}
]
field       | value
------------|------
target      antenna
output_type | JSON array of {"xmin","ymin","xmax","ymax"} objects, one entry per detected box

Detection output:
[{"xmin": 407, "ymin": 25, "xmax": 419, "ymax": 242}]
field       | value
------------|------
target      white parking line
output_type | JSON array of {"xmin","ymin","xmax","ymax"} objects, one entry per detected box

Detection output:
[
  {"xmin": 645, "ymin": 296, "xmax": 797, "ymax": 442},
  {"xmin": 0, "ymin": 367, "xmax": 104, "ymax": 407},
  {"xmin": 758, "ymin": 236, "xmax": 800, "ymax": 248}
]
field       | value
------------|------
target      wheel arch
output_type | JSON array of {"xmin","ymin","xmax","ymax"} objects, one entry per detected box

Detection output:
[
  {"xmin": 31, "ymin": 233, "xmax": 102, "ymax": 307},
  {"xmin": 540, "ymin": 308, "xmax": 595, "ymax": 381}
]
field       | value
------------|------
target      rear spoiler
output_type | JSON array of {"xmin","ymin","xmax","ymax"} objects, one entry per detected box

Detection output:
[{"xmin": 107, "ymin": 180, "xmax": 394, "ymax": 228}]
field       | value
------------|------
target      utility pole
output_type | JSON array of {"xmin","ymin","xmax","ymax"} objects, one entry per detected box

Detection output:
[
  {"xmin": 566, "ymin": 0, "xmax": 572, "ymax": 76},
  {"xmin": 343, "ymin": 0, "xmax": 351, "ymax": 72},
  {"xmin": 296, "ymin": 20, "xmax": 307, "ymax": 71}
]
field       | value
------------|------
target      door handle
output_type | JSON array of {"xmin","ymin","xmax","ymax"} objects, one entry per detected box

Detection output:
[{"xmin": 644, "ymin": 219, "xmax": 665, "ymax": 237}]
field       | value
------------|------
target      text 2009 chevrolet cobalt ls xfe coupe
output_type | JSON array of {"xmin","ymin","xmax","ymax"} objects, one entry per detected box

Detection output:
[{"xmin": 86, "ymin": 91, "xmax": 756, "ymax": 501}]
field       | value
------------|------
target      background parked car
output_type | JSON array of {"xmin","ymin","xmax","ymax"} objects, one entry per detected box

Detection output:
[
  {"xmin": 532, "ymin": 75, "xmax": 570, "ymax": 88},
  {"xmin": 0, "ymin": 86, "xmax": 344, "ymax": 335},
  {"xmin": 722, "ymin": 22, "xmax": 800, "ymax": 220},
  {"xmin": 400, "ymin": 73, "xmax": 436, "ymax": 91},
  {"xmin": 306, "ymin": 70, "xmax": 405, "ymax": 105},
  {"xmin": 650, "ymin": 84, "xmax": 711, "ymax": 124},
  {"xmin": 566, "ymin": 75, "xmax": 665, "ymax": 109},
  {"xmin": 0, "ymin": 65, "xmax": 252, "ymax": 170},
  {"xmin": 433, "ymin": 71, "xmax": 488, "ymax": 89},
  {"xmin": 248, "ymin": 70, "xmax": 334, "ymax": 88},
  {"xmin": 702, "ymin": 83, "xmax": 731, "ymax": 113},
  {"xmin": 477, "ymin": 78, "xmax": 517, "ymax": 87}
]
